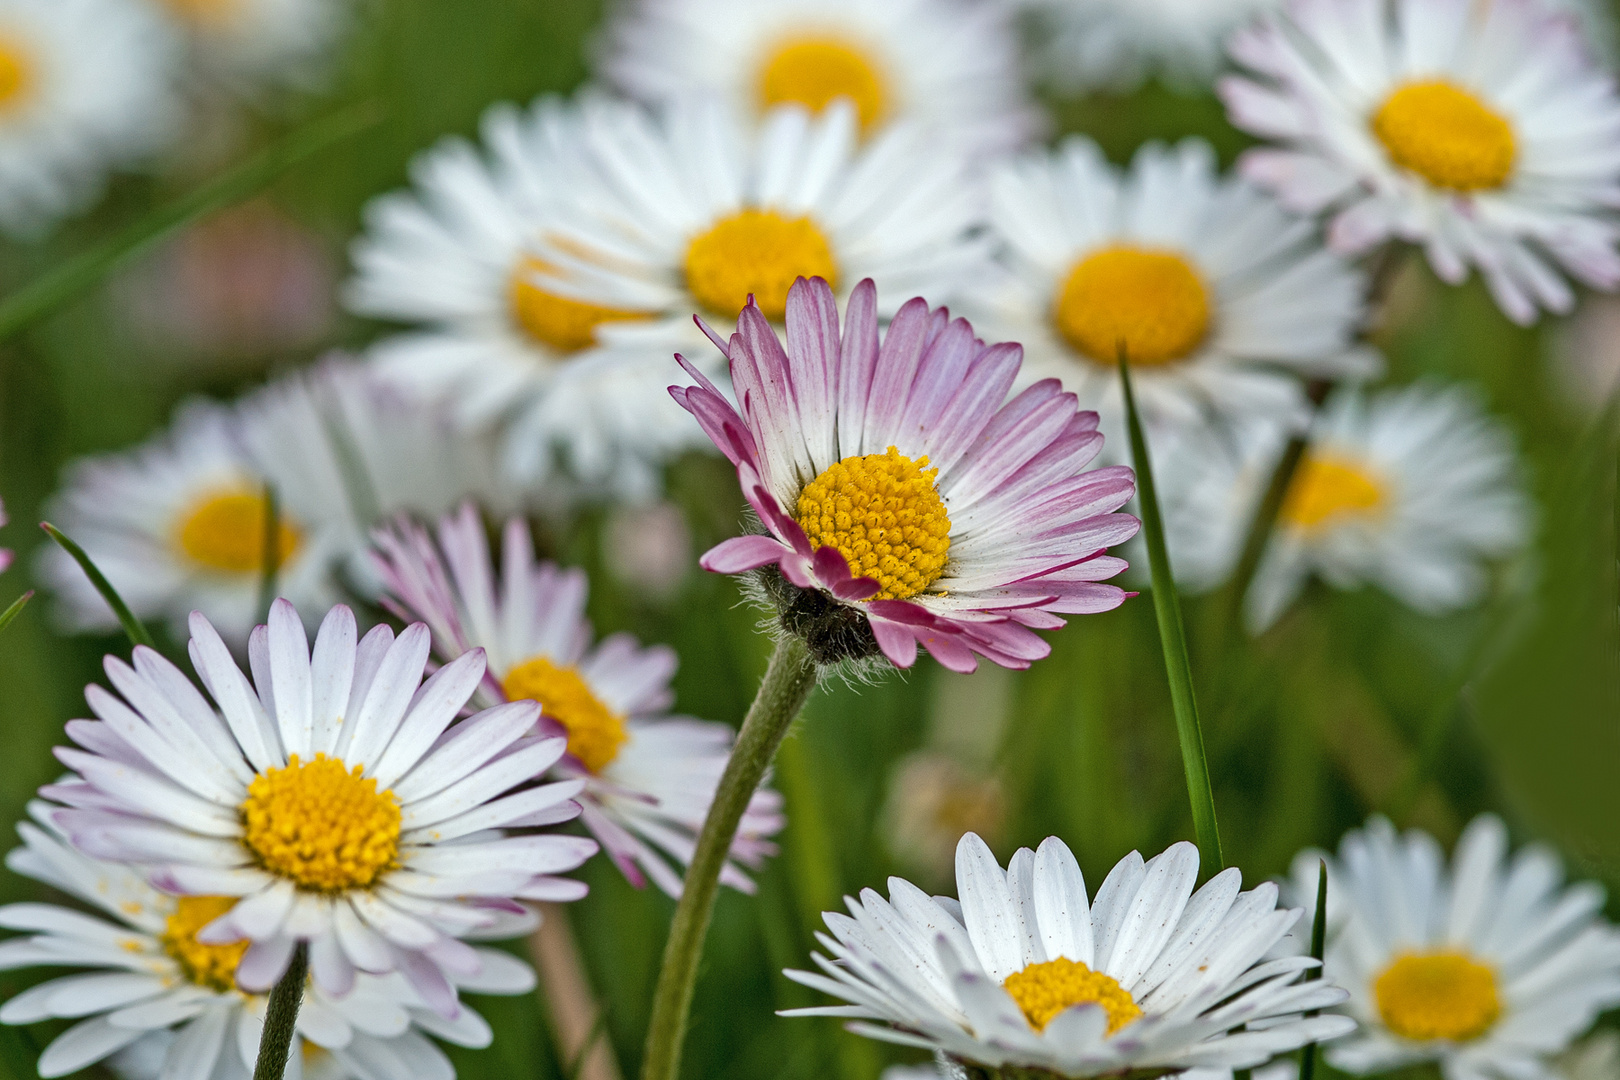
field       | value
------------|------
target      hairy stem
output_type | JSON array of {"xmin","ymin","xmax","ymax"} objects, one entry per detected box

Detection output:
[{"xmin": 252, "ymin": 943, "xmax": 308, "ymax": 1080}]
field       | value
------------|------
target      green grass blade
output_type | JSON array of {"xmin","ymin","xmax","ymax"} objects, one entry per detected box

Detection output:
[
  {"xmin": 0, "ymin": 589, "xmax": 32, "ymax": 638},
  {"xmin": 41, "ymin": 523, "xmax": 155, "ymax": 650},
  {"xmin": 0, "ymin": 102, "xmax": 382, "ymax": 343},
  {"xmin": 258, "ymin": 482, "xmax": 280, "ymax": 617},
  {"xmin": 1298, "ymin": 859, "xmax": 1330, "ymax": 1080},
  {"xmin": 1117, "ymin": 352, "xmax": 1223, "ymax": 872}
]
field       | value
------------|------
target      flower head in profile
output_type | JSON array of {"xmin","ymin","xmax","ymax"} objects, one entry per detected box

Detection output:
[
  {"xmin": 673, "ymin": 276, "xmax": 1139, "ymax": 672},
  {"xmin": 783, "ymin": 832, "xmax": 1354, "ymax": 1076},
  {"xmin": 1285, "ymin": 815, "xmax": 1620, "ymax": 1080},
  {"xmin": 45, "ymin": 600, "xmax": 596, "ymax": 1014},
  {"xmin": 0, "ymin": 802, "xmax": 532, "ymax": 1079},
  {"xmin": 1220, "ymin": 0, "xmax": 1620, "ymax": 325},
  {"xmin": 372, "ymin": 505, "xmax": 784, "ymax": 897}
]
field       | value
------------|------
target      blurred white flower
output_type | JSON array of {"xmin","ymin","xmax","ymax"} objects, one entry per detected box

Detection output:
[
  {"xmin": 601, "ymin": 500, "xmax": 692, "ymax": 601},
  {"xmin": 882, "ymin": 751, "xmax": 1006, "ymax": 889},
  {"xmin": 137, "ymin": 0, "xmax": 351, "ymax": 94}
]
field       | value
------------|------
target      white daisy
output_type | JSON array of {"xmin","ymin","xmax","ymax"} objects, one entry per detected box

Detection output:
[
  {"xmin": 346, "ymin": 94, "xmax": 709, "ymax": 497},
  {"xmin": 783, "ymin": 832, "xmax": 1354, "ymax": 1075},
  {"xmin": 371, "ymin": 504, "xmax": 784, "ymax": 897},
  {"xmin": 1219, "ymin": 0, "xmax": 1620, "ymax": 326},
  {"xmin": 972, "ymin": 136, "xmax": 1378, "ymax": 450},
  {"xmin": 1016, "ymin": 0, "xmax": 1282, "ymax": 93},
  {"xmin": 45, "ymin": 600, "xmax": 597, "ymax": 1012},
  {"xmin": 139, "ymin": 0, "xmax": 350, "ymax": 94},
  {"xmin": 39, "ymin": 399, "xmax": 346, "ymax": 644},
  {"xmin": 0, "ymin": 0, "xmax": 178, "ymax": 238},
  {"xmin": 1283, "ymin": 815, "xmax": 1620, "ymax": 1080},
  {"xmin": 0, "ymin": 801, "xmax": 533, "ymax": 1080},
  {"xmin": 597, "ymin": 0, "xmax": 1039, "ymax": 154}
]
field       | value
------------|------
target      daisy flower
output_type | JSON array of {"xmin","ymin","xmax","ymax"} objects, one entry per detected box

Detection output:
[
  {"xmin": 1285, "ymin": 814, "xmax": 1620, "ymax": 1080},
  {"xmin": 45, "ymin": 600, "xmax": 597, "ymax": 1012},
  {"xmin": 672, "ymin": 275, "xmax": 1140, "ymax": 673},
  {"xmin": 973, "ymin": 136, "xmax": 1378, "ymax": 447},
  {"xmin": 1219, "ymin": 0, "xmax": 1620, "ymax": 326},
  {"xmin": 1016, "ymin": 0, "xmax": 1282, "ymax": 93},
  {"xmin": 782, "ymin": 832, "xmax": 1355, "ymax": 1075},
  {"xmin": 140, "ymin": 0, "xmax": 350, "ymax": 94},
  {"xmin": 597, "ymin": 0, "xmax": 1039, "ymax": 154},
  {"xmin": 371, "ymin": 504, "xmax": 784, "ymax": 897},
  {"xmin": 347, "ymin": 94, "xmax": 708, "ymax": 497},
  {"xmin": 0, "ymin": 802, "xmax": 534, "ymax": 1080},
  {"xmin": 0, "ymin": 0, "xmax": 178, "ymax": 238}
]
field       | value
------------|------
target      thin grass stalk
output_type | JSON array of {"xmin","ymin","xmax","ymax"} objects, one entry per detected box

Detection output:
[
  {"xmin": 252, "ymin": 943, "xmax": 308, "ymax": 1080},
  {"xmin": 529, "ymin": 902, "xmax": 623, "ymax": 1080},
  {"xmin": 0, "ymin": 590, "xmax": 32, "ymax": 638},
  {"xmin": 41, "ymin": 523, "xmax": 155, "ymax": 649},
  {"xmin": 258, "ymin": 482, "xmax": 280, "ymax": 618},
  {"xmin": 640, "ymin": 634, "xmax": 819, "ymax": 1080},
  {"xmin": 0, "ymin": 103, "xmax": 382, "ymax": 343},
  {"xmin": 1117, "ymin": 352, "xmax": 1223, "ymax": 873},
  {"xmin": 1298, "ymin": 859, "xmax": 1330, "ymax": 1080}
]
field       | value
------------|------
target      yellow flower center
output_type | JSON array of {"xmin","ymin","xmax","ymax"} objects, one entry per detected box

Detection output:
[
  {"xmin": 158, "ymin": 0, "xmax": 240, "ymax": 26},
  {"xmin": 1004, "ymin": 957, "xmax": 1143, "ymax": 1034},
  {"xmin": 794, "ymin": 446, "xmax": 951, "ymax": 601},
  {"xmin": 1054, "ymin": 246, "xmax": 1212, "ymax": 368},
  {"xmin": 1372, "ymin": 80, "xmax": 1516, "ymax": 192},
  {"xmin": 1280, "ymin": 454, "xmax": 1387, "ymax": 533},
  {"xmin": 161, "ymin": 896, "xmax": 249, "ymax": 993},
  {"xmin": 175, "ymin": 489, "xmax": 303, "ymax": 575},
  {"xmin": 509, "ymin": 256, "xmax": 648, "ymax": 353},
  {"xmin": 683, "ymin": 209, "xmax": 838, "ymax": 321},
  {"xmin": 0, "ymin": 35, "xmax": 34, "ymax": 113},
  {"xmin": 240, "ymin": 754, "xmax": 401, "ymax": 893},
  {"xmin": 1375, "ymin": 950, "xmax": 1501, "ymax": 1042},
  {"xmin": 501, "ymin": 656, "xmax": 629, "ymax": 773},
  {"xmin": 756, "ymin": 35, "xmax": 889, "ymax": 135}
]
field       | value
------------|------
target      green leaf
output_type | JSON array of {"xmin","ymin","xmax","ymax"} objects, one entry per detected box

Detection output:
[
  {"xmin": 0, "ymin": 589, "xmax": 31, "ymax": 638},
  {"xmin": 0, "ymin": 102, "xmax": 383, "ymax": 343},
  {"xmin": 1298, "ymin": 858, "xmax": 1329, "ymax": 1080},
  {"xmin": 1117, "ymin": 352, "xmax": 1223, "ymax": 873},
  {"xmin": 41, "ymin": 522, "xmax": 155, "ymax": 650}
]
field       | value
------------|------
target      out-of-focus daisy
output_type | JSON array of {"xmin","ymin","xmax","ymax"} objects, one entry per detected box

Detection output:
[
  {"xmin": 882, "ymin": 751, "xmax": 1005, "ymax": 889},
  {"xmin": 347, "ymin": 95, "xmax": 706, "ymax": 497},
  {"xmin": 1219, "ymin": 0, "xmax": 1620, "ymax": 325},
  {"xmin": 601, "ymin": 501, "xmax": 693, "ymax": 601},
  {"xmin": 0, "ymin": 801, "xmax": 533, "ymax": 1080},
  {"xmin": 139, "ymin": 0, "xmax": 350, "ymax": 93},
  {"xmin": 40, "ymin": 400, "xmax": 344, "ymax": 643},
  {"xmin": 1185, "ymin": 383, "xmax": 1530, "ymax": 632},
  {"xmin": 1016, "ymin": 0, "xmax": 1281, "ymax": 93},
  {"xmin": 974, "ymin": 137, "xmax": 1377, "ymax": 445},
  {"xmin": 0, "ymin": 0, "xmax": 177, "ymax": 238},
  {"xmin": 372, "ymin": 504, "xmax": 783, "ymax": 897},
  {"xmin": 46, "ymin": 600, "xmax": 597, "ymax": 1010},
  {"xmin": 1285, "ymin": 814, "xmax": 1620, "ymax": 1080},
  {"xmin": 598, "ymin": 0, "xmax": 1039, "ymax": 153},
  {"xmin": 674, "ymin": 276, "xmax": 1139, "ymax": 673},
  {"xmin": 783, "ymin": 832, "xmax": 1354, "ymax": 1074},
  {"xmin": 0, "ymin": 495, "xmax": 11, "ymax": 574}
]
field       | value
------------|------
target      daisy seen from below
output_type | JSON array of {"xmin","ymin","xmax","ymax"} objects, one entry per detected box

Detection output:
[
  {"xmin": 598, "ymin": 0, "xmax": 1039, "ymax": 154},
  {"xmin": 973, "ymin": 137, "xmax": 1377, "ymax": 448},
  {"xmin": 45, "ymin": 599, "xmax": 597, "ymax": 1012},
  {"xmin": 1015, "ymin": 0, "xmax": 1282, "ymax": 93},
  {"xmin": 0, "ymin": 0, "xmax": 177, "ymax": 238},
  {"xmin": 371, "ymin": 504, "xmax": 784, "ymax": 898},
  {"xmin": 1219, "ymin": 0, "xmax": 1620, "ymax": 325},
  {"xmin": 673, "ymin": 275, "xmax": 1140, "ymax": 673},
  {"xmin": 1283, "ymin": 814, "xmax": 1620, "ymax": 1080},
  {"xmin": 782, "ymin": 832, "xmax": 1355, "ymax": 1075},
  {"xmin": 139, "ymin": 0, "xmax": 351, "ymax": 94},
  {"xmin": 347, "ymin": 94, "xmax": 706, "ymax": 496},
  {"xmin": 0, "ymin": 802, "xmax": 535, "ymax": 1080}
]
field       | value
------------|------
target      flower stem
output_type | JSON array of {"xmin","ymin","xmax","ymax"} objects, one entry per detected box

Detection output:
[
  {"xmin": 252, "ymin": 943, "xmax": 308, "ymax": 1080},
  {"xmin": 640, "ymin": 635, "xmax": 819, "ymax": 1080},
  {"xmin": 1297, "ymin": 859, "xmax": 1330, "ymax": 1080},
  {"xmin": 41, "ymin": 523, "xmax": 155, "ymax": 649}
]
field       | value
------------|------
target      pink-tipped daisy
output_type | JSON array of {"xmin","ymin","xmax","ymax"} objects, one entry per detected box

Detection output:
[
  {"xmin": 45, "ymin": 599, "xmax": 596, "ymax": 1016},
  {"xmin": 372, "ymin": 505, "xmax": 784, "ymax": 897},
  {"xmin": 671, "ymin": 276, "xmax": 1140, "ymax": 673}
]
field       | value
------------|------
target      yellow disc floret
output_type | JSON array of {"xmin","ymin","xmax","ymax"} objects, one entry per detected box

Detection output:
[
  {"xmin": 0, "ymin": 36, "xmax": 34, "ymax": 113},
  {"xmin": 240, "ymin": 754, "xmax": 400, "ymax": 892},
  {"xmin": 510, "ymin": 256, "xmax": 648, "ymax": 353},
  {"xmin": 1280, "ymin": 454, "xmax": 1387, "ymax": 533},
  {"xmin": 757, "ymin": 36, "xmax": 889, "ymax": 134},
  {"xmin": 502, "ymin": 656, "xmax": 629, "ymax": 773},
  {"xmin": 1372, "ymin": 80, "xmax": 1516, "ymax": 192},
  {"xmin": 683, "ymin": 209, "xmax": 838, "ymax": 321},
  {"xmin": 176, "ymin": 488, "xmax": 303, "ymax": 575},
  {"xmin": 1004, "ymin": 957, "xmax": 1143, "ymax": 1034},
  {"xmin": 1054, "ymin": 246, "xmax": 1212, "ymax": 367},
  {"xmin": 161, "ymin": 895, "xmax": 249, "ymax": 993},
  {"xmin": 794, "ymin": 446, "xmax": 950, "ymax": 601},
  {"xmin": 1374, "ymin": 950, "xmax": 1501, "ymax": 1042}
]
